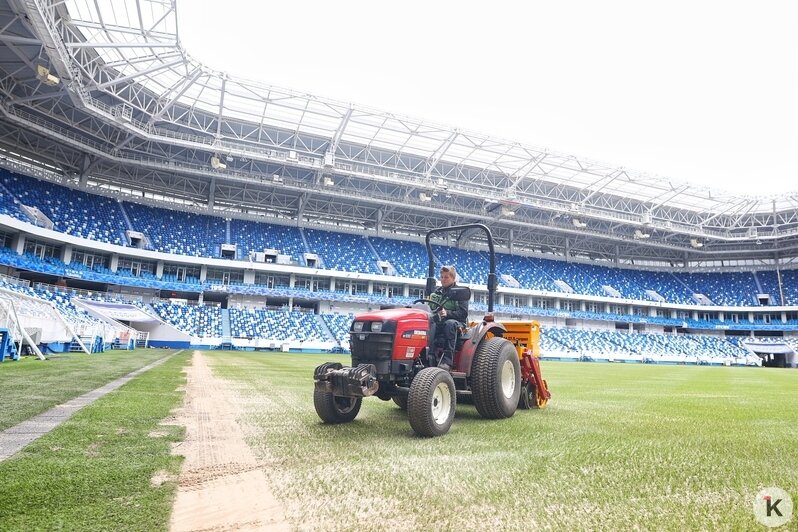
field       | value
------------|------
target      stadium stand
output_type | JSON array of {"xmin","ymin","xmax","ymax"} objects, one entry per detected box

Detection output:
[
  {"xmin": 151, "ymin": 302, "xmax": 223, "ymax": 338},
  {"xmin": 304, "ymin": 229, "xmax": 381, "ymax": 273},
  {"xmin": 123, "ymin": 202, "xmax": 226, "ymax": 257},
  {"xmin": 228, "ymin": 307, "xmax": 329, "ymax": 342},
  {"xmin": 230, "ymin": 219, "xmax": 305, "ymax": 263},
  {"xmin": 0, "ymin": 170, "xmax": 128, "ymax": 245},
  {"xmin": 430, "ymin": 245, "xmax": 490, "ymax": 285},
  {"xmin": 675, "ymin": 271, "xmax": 760, "ymax": 306},
  {"xmin": 0, "ymin": 170, "xmax": 795, "ymax": 312},
  {"xmin": 369, "ymin": 237, "xmax": 429, "ymax": 279},
  {"xmin": 541, "ymin": 327, "xmax": 750, "ymax": 361},
  {"xmin": 321, "ymin": 313, "xmax": 355, "ymax": 344}
]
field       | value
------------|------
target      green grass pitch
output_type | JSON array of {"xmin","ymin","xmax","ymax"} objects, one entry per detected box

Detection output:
[
  {"xmin": 210, "ymin": 352, "xmax": 798, "ymax": 530},
  {"xmin": 0, "ymin": 350, "xmax": 796, "ymax": 530}
]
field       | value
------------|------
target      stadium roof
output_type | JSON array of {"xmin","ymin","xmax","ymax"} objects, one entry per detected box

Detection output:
[{"xmin": 0, "ymin": 0, "xmax": 797, "ymax": 265}]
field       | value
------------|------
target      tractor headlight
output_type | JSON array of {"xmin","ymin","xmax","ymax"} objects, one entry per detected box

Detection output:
[
  {"xmin": 370, "ymin": 321, "xmax": 383, "ymax": 332},
  {"xmin": 353, "ymin": 321, "xmax": 364, "ymax": 332}
]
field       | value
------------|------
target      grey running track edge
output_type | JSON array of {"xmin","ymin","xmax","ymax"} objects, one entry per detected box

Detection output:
[{"xmin": 0, "ymin": 350, "xmax": 184, "ymax": 462}]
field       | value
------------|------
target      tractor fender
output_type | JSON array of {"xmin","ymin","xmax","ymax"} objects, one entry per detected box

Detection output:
[{"xmin": 456, "ymin": 322, "xmax": 506, "ymax": 375}]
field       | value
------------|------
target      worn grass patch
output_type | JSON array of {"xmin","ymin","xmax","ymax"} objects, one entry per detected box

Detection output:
[
  {"xmin": 0, "ymin": 349, "xmax": 177, "ymax": 431},
  {"xmin": 0, "ymin": 350, "xmax": 189, "ymax": 531},
  {"xmin": 209, "ymin": 352, "xmax": 798, "ymax": 530}
]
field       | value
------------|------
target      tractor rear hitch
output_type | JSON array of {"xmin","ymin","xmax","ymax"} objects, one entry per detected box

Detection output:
[{"xmin": 314, "ymin": 362, "xmax": 379, "ymax": 397}]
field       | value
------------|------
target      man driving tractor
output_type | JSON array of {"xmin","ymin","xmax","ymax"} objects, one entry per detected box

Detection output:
[{"xmin": 429, "ymin": 264, "xmax": 469, "ymax": 371}]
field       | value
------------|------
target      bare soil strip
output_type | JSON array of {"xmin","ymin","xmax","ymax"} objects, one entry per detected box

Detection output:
[{"xmin": 170, "ymin": 351, "xmax": 288, "ymax": 532}]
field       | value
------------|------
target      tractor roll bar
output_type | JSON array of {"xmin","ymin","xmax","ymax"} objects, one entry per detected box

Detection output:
[{"xmin": 424, "ymin": 223, "xmax": 497, "ymax": 313}]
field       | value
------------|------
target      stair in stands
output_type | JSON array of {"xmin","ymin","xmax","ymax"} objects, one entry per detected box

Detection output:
[
  {"xmin": 314, "ymin": 313, "xmax": 337, "ymax": 344},
  {"xmin": 220, "ymin": 308, "xmax": 232, "ymax": 349}
]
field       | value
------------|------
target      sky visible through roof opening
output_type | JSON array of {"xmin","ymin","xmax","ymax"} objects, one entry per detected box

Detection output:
[{"xmin": 178, "ymin": 0, "xmax": 798, "ymax": 196}]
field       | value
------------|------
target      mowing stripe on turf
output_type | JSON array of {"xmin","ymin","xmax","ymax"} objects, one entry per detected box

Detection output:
[{"xmin": 0, "ymin": 350, "xmax": 183, "ymax": 462}]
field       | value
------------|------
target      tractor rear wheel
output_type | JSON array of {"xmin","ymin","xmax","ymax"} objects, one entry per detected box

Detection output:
[
  {"xmin": 408, "ymin": 368, "xmax": 456, "ymax": 437},
  {"xmin": 392, "ymin": 395, "xmax": 408, "ymax": 410},
  {"xmin": 314, "ymin": 390, "xmax": 362, "ymax": 423},
  {"xmin": 471, "ymin": 337, "xmax": 521, "ymax": 419}
]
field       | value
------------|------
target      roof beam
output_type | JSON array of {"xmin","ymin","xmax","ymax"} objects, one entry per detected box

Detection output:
[
  {"xmin": 149, "ymin": 65, "xmax": 203, "ymax": 123},
  {"xmin": 327, "ymin": 106, "xmax": 352, "ymax": 157},
  {"xmin": 95, "ymin": 57, "xmax": 184, "ymax": 90},
  {"xmin": 65, "ymin": 42, "xmax": 177, "ymax": 49},
  {"xmin": 215, "ymin": 75, "xmax": 227, "ymax": 138},
  {"xmin": 424, "ymin": 129, "xmax": 458, "ymax": 179}
]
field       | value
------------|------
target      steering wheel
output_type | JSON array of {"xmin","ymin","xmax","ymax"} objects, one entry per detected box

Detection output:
[{"xmin": 412, "ymin": 298, "xmax": 444, "ymax": 312}]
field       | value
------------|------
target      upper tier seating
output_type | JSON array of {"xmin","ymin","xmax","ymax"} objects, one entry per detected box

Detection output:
[
  {"xmin": 674, "ymin": 271, "xmax": 760, "ymax": 306},
  {"xmin": 230, "ymin": 219, "xmax": 305, "ymax": 263},
  {"xmin": 124, "ymin": 202, "xmax": 226, "ymax": 257},
  {"xmin": 776, "ymin": 270, "xmax": 798, "ymax": 305},
  {"xmin": 754, "ymin": 271, "xmax": 782, "ymax": 306},
  {"xmin": 430, "ymin": 245, "xmax": 490, "ymax": 285},
  {"xmin": 0, "ymin": 170, "xmax": 128, "ymax": 245},
  {"xmin": 369, "ymin": 238, "xmax": 428, "ymax": 279},
  {"xmin": 304, "ymin": 229, "xmax": 380, "ymax": 273},
  {"xmin": 0, "ymin": 171, "xmax": 796, "ymax": 307}
]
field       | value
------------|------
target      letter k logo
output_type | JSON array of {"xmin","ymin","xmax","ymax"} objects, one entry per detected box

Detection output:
[{"xmin": 765, "ymin": 496, "xmax": 783, "ymax": 517}]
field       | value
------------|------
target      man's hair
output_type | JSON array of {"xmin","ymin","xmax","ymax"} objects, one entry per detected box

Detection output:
[{"xmin": 440, "ymin": 265, "xmax": 456, "ymax": 276}]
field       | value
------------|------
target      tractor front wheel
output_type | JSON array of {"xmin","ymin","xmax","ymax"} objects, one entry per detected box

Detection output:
[
  {"xmin": 407, "ymin": 368, "xmax": 456, "ymax": 437},
  {"xmin": 471, "ymin": 337, "xmax": 521, "ymax": 419},
  {"xmin": 314, "ymin": 390, "xmax": 362, "ymax": 424}
]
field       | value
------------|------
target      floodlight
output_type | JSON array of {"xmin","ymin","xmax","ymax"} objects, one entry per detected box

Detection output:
[
  {"xmin": 690, "ymin": 238, "xmax": 703, "ymax": 248},
  {"xmin": 36, "ymin": 65, "xmax": 59, "ymax": 86},
  {"xmin": 210, "ymin": 156, "xmax": 226, "ymax": 170}
]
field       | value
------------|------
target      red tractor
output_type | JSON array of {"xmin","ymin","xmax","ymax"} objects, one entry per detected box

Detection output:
[{"xmin": 313, "ymin": 223, "xmax": 550, "ymax": 437}]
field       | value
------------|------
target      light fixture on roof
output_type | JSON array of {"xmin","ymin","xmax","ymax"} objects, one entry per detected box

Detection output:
[
  {"xmin": 36, "ymin": 64, "xmax": 59, "ymax": 86},
  {"xmin": 690, "ymin": 238, "xmax": 703, "ymax": 248},
  {"xmin": 634, "ymin": 229, "xmax": 650, "ymax": 239},
  {"xmin": 419, "ymin": 192, "xmax": 432, "ymax": 202},
  {"xmin": 272, "ymin": 174, "xmax": 283, "ymax": 183},
  {"xmin": 210, "ymin": 155, "xmax": 226, "ymax": 170},
  {"xmin": 501, "ymin": 206, "xmax": 516, "ymax": 217},
  {"xmin": 572, "ymin": 218, "xmax": 587, "ymax": 228},
  {"xmin": 322, "ymin": 175, "xmax": 335, "ymax": 187}
]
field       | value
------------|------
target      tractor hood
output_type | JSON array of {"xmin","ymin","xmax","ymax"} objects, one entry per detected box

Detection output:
[{"xmin": 354, "ymin": 307, "xmax": 430, "ymax": 322}]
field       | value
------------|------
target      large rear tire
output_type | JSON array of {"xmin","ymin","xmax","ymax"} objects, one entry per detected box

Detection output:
[
  {"xmin": 471, "ymin": 337, "xmax": 521, "ymax": 419},
  {"xmin": 314, "ymin": 390, "xmax": 362, "ymax": 424},
  {"xmin": 407, "ymin": 368, "xmax": 456, "ymax": 437}
]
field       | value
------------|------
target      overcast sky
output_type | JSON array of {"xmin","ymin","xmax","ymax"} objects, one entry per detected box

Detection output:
[{"xmin": 178, "ymin": 0, "xmax": 797, "ymax": 196}]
